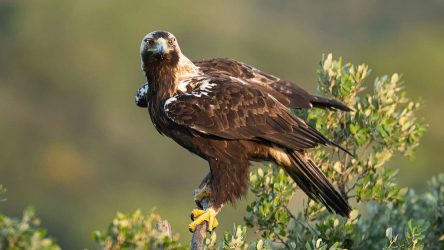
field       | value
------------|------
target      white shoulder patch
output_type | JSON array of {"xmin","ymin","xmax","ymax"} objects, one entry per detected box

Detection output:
[
  {"xmin": 187, "ymin": 79, "xmax": 216, "ymax": 98},
  {"xmin": 199, "ymin": 80, "xmax": 216, "ymax": 92},
  {"xmin": 177, "ymin": 79, "xmax": 192, "ymax": 92},
  {"xmin": 163, "ymin": 96, "xmax": 178, "ymax": 112}
]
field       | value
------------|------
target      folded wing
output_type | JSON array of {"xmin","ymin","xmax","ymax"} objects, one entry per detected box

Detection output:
[
  {"xmin": 196, "ymin": 58, "xmax": 352, "ymax": 111},
  {"xmin": 164, "ymin": 77, "xmax": 339, "ymax": 151}
]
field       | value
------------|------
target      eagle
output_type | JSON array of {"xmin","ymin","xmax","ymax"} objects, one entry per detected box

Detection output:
[{"xmin": 139, "ymin": 31, "xmax": 352, "ymax": 232}]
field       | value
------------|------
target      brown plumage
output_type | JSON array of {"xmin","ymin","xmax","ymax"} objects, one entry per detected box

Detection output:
[
  {"xmin": 136, "ymin": 58, "xmax": 351, "ymax": 112},
  {"xmin": 139, "ymin": 31, "xmax": 352, "ymax": 225}
]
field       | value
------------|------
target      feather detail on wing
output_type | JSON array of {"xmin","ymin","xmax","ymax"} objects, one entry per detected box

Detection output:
[
  {"xmin": 164, "ymin": 76, "xmax": 348, "ymax": 153},
  {"xmin": 196, "ymin": 58, "xmax": 352, "ymax": 111}
]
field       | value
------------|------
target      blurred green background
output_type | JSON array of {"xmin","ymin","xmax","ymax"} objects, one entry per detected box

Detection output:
[{"xmin": 0, "ymin": 1, "xmax": 443, "ymax": 249}]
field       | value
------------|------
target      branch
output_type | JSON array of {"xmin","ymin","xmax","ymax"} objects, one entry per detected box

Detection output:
[
  {"xmin": 191, "ymin": 173, "xmax": 212, "ymax": 250},
  {"xmin": 154, "ymin": 194, "xmax": 209, "ymax": 250},
  {"xmin": 191, "ymin": 198, "xmax": 209, "ymax": 250},
  {"xmin": 284, "ymin": 205, "xmax": 317, "ymax": 235},
  {"xmin": 156, "ymin": 219, "xmax": 173, "ymax": 238},
  {"xmin": 155, "ymin": 173, "xmax": 215, "ymax": 250}
]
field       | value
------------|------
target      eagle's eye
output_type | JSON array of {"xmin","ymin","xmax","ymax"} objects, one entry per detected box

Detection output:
[
  {"xmin": 168, "ymin": 39, "xmax": 174, "ymax": 46},
  {"xmin": 144, "ymin": 38, "xmax": 154, "ymax": 45}
]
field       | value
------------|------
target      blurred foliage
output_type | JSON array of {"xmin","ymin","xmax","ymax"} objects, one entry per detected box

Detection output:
[
  {"xmin": 93, "ymin": 210, "xmax": 185, "ymax": 250},
  {"xmin": 0, "ymin": 185, "xmax": 5, "ymax": 202},
  {"xmin": 0, "ymin": 207, "xmax": 60, "ymax": 250},
  {"xmin": 92, "ymin": 55, "xmax": 442, "ymax": 249},
  {"xmin": 1, "ymin": 1, "xmax": 443, "ymax": 248}
]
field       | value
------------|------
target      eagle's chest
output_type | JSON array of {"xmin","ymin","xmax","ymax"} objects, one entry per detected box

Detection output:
[
  {"xmin": 148, "ymin": 99, "xmax": 175, "ymax": 135},
  {"xmin": 146, "ymin": 78, "xmax": 178, "ymax": 135}
]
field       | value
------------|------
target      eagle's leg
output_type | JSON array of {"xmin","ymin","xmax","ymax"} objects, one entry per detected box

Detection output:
[
  {"xmin": 192, "ymin": 174, "xmax": 211, "ymax": 209},
  {"xmin": 189, "ymin": 173, "xmax": 220, "ymax": 232},
  {"xmin": 189, "ymin": 154, "xmax": 249, "ymax": 232}
]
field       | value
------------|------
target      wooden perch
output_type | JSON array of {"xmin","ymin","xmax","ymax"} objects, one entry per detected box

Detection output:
[
  {"xmin": 156, "ymin": 173, "xmax": 213, "ymax": 250},
  {"xmin": 191, "ymin": 198, "xmax": 209, "ymax": 250},
  {"xmin": 191, "ymin": 173, "xmax": 212, "ymax": 250}
]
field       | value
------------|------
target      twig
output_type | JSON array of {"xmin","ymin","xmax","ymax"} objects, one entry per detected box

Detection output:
[
  {"xmin": 284, "ymin": 205, "xmax": 317, "ymax": 235},
  {"xmin": 156, "ymin": 219, "xmax": 173, "ymax": 239},
  {"xmin": 275, "ymin": 233, "xmax": 291, "ymax": 249}
]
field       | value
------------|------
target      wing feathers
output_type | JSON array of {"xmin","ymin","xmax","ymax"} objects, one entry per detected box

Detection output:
[
  {"xmin": 310, "ymin": 96, "xmax": 353, "ymax": 112},
  {"xmin": 165, "ymin": 78, "xmax": 344, "ymax": 152},
  {"xmin": 195, "ymin": 58, "xmax": 352, "ymax": 111},
  {"xmin": 286, "ymin": 151, "xmax": 351, "ymax": 217}
]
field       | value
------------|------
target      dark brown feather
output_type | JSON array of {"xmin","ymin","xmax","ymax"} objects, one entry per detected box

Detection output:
[
  {"xmin": 164, "ymin": 77, "xmax": 349, "ymax": 154},
  {"xmin": 286, "ymin": 151, "xmax": 351, "ymax": 217},
  {"xmin": 195, "ymin": 58, "xmax": 351, "ymax": 111}
]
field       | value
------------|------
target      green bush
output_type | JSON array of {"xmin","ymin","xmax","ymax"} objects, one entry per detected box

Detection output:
[
  {"xmin": 0, "ymin": 207, "xmax": 61, "ymax": 250},
  {"xmin": 93, "ymin": 210, "xmax": 185, "ymax": 250},
  {"xmin": 0, "ymin": 186, "xmax": 60, "ymax": 250}
]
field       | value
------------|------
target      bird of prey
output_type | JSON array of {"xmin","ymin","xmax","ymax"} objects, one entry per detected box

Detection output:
[
  {"xmin": 135, "ymin": 58, "xmax": 352, "ymax": 112},
  {"xmin": 139, "ymin": 30, "xmax": 352, "ymax": 232}
]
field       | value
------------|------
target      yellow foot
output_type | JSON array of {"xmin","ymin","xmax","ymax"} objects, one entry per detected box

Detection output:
[{"xmin": 188, "ymin": 208, "xmax": 219, "ymax": 232}]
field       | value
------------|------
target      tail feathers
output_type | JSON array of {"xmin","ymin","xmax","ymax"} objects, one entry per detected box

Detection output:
[
  {"xmin": 311, "ymin": 96, "xmax": 353, "ymax": 112},
  {"xmin": 329, "ymin": 141, "xmax": 354, "ymax": 157},
  {"xmin": 286, "ymin": 151, "xmax": 351, "ymax": 217},
  {"xmin": 299, "ymin": 123, "xmax": 353, "ymax": 157}
]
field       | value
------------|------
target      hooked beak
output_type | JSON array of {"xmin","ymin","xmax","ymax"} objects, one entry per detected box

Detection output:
[{"xmin": 153, "ymin": 38, "xmax": 168, "ymax": 59}]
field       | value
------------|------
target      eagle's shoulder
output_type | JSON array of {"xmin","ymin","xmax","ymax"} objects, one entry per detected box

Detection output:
[
  {"xmin": 179, "ymin": 74, "xmax": 272, "ymax": 99},
  {"xmin": 196, "ymin": 58, "xmax": 280, "ymax": 83}
]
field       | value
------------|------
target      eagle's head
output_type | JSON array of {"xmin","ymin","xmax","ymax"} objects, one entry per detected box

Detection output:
[{"xmin": 140, "ymin": 31, "xmax": 181, "ymax": 69}]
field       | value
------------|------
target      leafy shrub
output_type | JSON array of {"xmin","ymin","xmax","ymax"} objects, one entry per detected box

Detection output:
[
  {"xmin": 0, "ymin": 206, "xmax": 60, "ymax": 250},
  {"xmin": 93, "ymin": 210, "xmax": 185, "ymax": 250}
]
